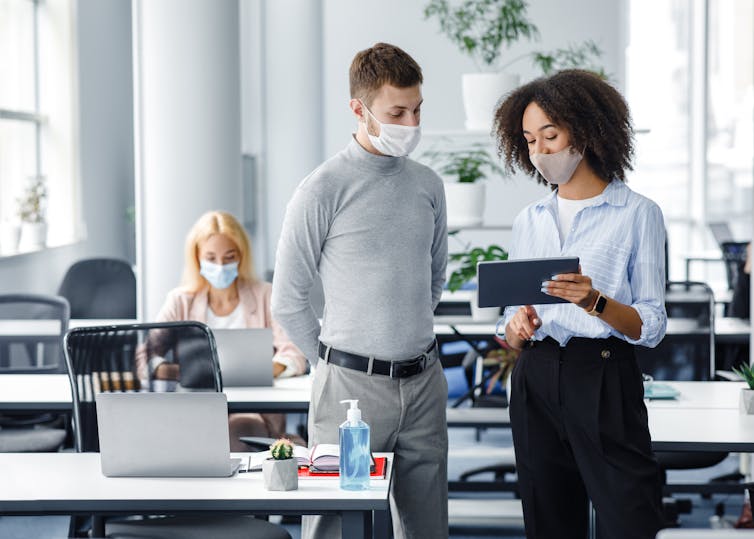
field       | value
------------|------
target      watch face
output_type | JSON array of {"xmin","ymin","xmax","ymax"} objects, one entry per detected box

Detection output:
[{"xmin": 595, "ymin": 295, "xmax": 607, "ymax": 313}]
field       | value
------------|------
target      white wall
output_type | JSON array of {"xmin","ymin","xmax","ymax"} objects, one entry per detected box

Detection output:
[
  {"xmin": 0, "ymin": 0, "xmax": 134, "ymax": 294},
  {"xmin": 134, "ymin": 0, "xmax": 242, "ymax": 319},
  {"xmin": 243, "ymin": 0, "xmax": 625, "ymax": 270}
]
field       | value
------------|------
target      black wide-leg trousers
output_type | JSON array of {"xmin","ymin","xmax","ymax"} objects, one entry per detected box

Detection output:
[{"xmin": 509, "ymin": 336, "xmax": 665, "ymax": 539}]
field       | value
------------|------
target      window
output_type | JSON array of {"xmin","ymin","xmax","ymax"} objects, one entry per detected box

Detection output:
[
  {"xmin": 0, "ymin": 0, "xmax": 80, "ymax": 255},
  {"xmin": 626, "ymin": 0, "xmax": 753, "ymax": 289}
]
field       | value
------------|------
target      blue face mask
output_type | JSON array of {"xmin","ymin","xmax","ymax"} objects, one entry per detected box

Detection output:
[{"xmin": 199, "ymin": 260, "xmax": 238, "ymax": 290}]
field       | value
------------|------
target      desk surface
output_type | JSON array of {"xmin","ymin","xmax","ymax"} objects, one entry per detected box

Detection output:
[
  {"xmin": 434, "ymin": 316, "xmax": 750, "ymax": 343},
  {"xmin": 0, "ymin": 452, "xmax": 391, "ymax": 512},
  {"xmin": 0, "ymin": 452, "xmax": 392, "ymax": 539},
  {"xmin": 645, "ymin": 381, "xmax": 744, "ymax": 409},
  {"xmin": 0, "ymin": 374, "xmax": 312, "ymax": 413},
  {"xmin": 649, "ymin": 407, "xmax": 754, "ymax": 452}
]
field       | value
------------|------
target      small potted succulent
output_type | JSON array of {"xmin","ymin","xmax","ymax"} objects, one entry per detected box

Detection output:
[
  {"xmin": 732, "ymin": 364, "xmax": 754, "ymax": 414},
  {"xmin": 263, "ymin": 438, "xmax": 298, "ymax": 491}
]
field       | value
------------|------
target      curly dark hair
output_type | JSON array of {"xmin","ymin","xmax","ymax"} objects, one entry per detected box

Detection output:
[{"xmin": 493, "ymin": 69, "xmax": 634, "ymax": 185}]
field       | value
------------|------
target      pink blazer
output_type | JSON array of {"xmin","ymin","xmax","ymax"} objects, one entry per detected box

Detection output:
[{"xmin": 145, "ymin": 280, "xmax": 307, "ymax": 377}]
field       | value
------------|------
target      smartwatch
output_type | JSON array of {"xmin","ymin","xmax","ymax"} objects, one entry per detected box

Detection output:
[{"xmin": 586, "ymin": 290, "xmax": 607, "ymax": 316}]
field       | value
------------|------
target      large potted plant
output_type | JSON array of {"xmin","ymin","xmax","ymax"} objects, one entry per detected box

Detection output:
[
  {"xmin": 733, "ymin": 364, "xmax": 754, "ymax": 414},
  {"xmin": 448, "ymin": 244, "xmax": 508, "ymax": 321},
  {"xmin": 17, "ymin": 175, "xmax": 48, "ymax": 251},
  {"xmin": 263, "ymin": 438, "xmax": 299, "ymax": 491},
  {"xmin": 421, "ymin": 143, "xmax": 505, "ymax": 228},
  {"xmin": 424, "ymin": 0, "xmax": 605, "ymax": 131}
]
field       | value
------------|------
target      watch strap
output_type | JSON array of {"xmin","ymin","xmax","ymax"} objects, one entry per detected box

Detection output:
[{"xmin": 586, "ymin": 290, "xmax": 607, "ymax": 316}]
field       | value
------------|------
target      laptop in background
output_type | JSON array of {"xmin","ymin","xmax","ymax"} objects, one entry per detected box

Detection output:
[
  {"xmin": 213, "ymin": 328, "xmax": 274, "ymax": 387},
  {"xmin": 96, "ymin": 392, "xmax": 240, "ymax": 477},
  {"xmin": 708, "ymin": 222, "xmax": 734, "ymax": 247}
]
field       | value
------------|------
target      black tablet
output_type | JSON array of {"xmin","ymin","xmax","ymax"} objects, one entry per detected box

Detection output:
[{"xmin": 477, "ymin": 257, "xmax": 580, "ymax": 308}]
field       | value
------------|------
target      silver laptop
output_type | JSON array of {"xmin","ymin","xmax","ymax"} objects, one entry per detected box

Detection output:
[
  {"xmin": 213, "ymin": 328, "xmax": 274, "ymax": 387},
  {"xmin": 95, "ymin": 392, "xmax": 240, "ymax": 477},
  {"xmin": 708, "ymin": 222, "xmax": 734, "ymax": 247}
]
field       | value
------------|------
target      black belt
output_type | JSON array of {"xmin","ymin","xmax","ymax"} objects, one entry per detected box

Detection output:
[{"xmin": 318, "ymin": 340, "xmax": 437, "ymax": 379}]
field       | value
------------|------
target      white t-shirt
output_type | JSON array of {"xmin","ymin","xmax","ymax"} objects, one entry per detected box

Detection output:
[
  {"xmin": 206, "ymin": 303, "xmax": 245, "ymax": 329},
  {"xmin": 557, "ymin": 193, "xmax": 601, "ymax": 244}
]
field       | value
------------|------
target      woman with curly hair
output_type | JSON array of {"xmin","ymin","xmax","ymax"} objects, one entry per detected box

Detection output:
[{"xmin": 494, "ymin": 70, "xmax": 666, "ymax": 538}]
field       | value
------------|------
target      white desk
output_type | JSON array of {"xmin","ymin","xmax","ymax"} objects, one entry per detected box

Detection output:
[
  {"xmin": 644, "ymin": 381, "xmax": 744, "ymax": 409},
  {"xmin": 0, "ymin": 374, "xmax": 312, "ymax": 414},
  {"xmin": 0, "ymin": 452, "xmax": 393, "ymax": 539},
  {"xmin": 225, "ymin": 375, "xmax": 311, "ymax": 413},
  {"xmin": 649, "ymin": 407, "xmax": 754, "ymax": 452},
  {"xmin": 0, "ymin": 319, "xmax": 138, "ymax": 337},
  {"xmin": 434, "ymin": 317, "xmax": 751, "ymax": 344}
]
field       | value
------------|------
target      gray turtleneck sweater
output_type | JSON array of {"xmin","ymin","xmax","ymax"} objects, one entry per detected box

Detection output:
[{"xmin": 271, "ymin": 137, "xmax": 447, "ymax": 363}]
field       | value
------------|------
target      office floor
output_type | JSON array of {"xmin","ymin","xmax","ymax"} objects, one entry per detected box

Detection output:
[{"xmin": 0, "ymin": 426, "xmax": 745, "ymax": 539}]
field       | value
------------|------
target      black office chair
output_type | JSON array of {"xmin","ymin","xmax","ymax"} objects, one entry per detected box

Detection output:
[
  {"xmin": 721, "ymin": 242, "xmax": 749, "ymax": 292},
  {"xmin": 57, "ymin": 258, "xmax": 136, "ymax": 319},
  {"xmin": 63, "ymin": 321, "xmax": 291, "ymax": 539},
  {"xmin": 0, "ymin": 294, "xmax": 69, "ymax": 452}
]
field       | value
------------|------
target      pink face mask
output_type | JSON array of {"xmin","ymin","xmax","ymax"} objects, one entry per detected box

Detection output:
[{"xmin": 529, "ymin": 146, "xmax": 583, "ymax": 185}]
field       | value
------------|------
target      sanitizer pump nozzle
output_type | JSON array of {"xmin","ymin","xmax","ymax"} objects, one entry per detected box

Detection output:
[{"xmin": 340, "ymin": 399, "xmax": 361, "ymax": 425}]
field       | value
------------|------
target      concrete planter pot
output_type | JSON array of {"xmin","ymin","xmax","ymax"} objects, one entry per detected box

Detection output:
[
  {"xmin": 263, "ymin": 458, "xmax": 298, "ymax": 491},
  {"xmin": 471, "ymin": 304, "xmax": 500, "ymax": 322},
  {"xmin": 444, "ymin": 181, "xmax": 485, "ymax": 230},
  {"xmin": 20, "ymin": 222, "xmax": 47, "ymax": 251},
  {"xmin": 0, "ymin": 222, "xmax": 21, "ymax": 255},
  {"xmin": 740, "ymin": 389, "xmax": 754, "ymax": 414},
  {"xmin": 461, "ymin": 72, "xmax": 520, "ymax": 131}
]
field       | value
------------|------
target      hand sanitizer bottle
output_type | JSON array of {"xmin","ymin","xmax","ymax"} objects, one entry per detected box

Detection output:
[{"xmin": 339, "ymin": 399, "xmax": 370, "ymax": 490}]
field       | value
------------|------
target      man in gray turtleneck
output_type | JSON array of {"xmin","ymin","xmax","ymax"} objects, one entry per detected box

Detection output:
[{"xmin": 271, "ymin": 43, "xmax": 448, "ymax": 539}]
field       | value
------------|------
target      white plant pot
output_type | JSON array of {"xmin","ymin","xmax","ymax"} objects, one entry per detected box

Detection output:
[
  {"xmin": 444, "ymin": 181, "xmax": 485, "ymax": 229},
  {"xmin": 262, "ymin": 458, "xmax": 298, "ymax": 491},
  {"xmin": 20, "ymin": 222, "xmax": 47, "ymax": 250},
  {"xmin": 0, "ymin": 222, "xmax": 21, "ymax": 255},
  {"xmin": 740, "ymin": 389, "xmax": 754, "ymax": 414},
  {"xmin": 462, "ymin": 72, "xmax": 521, "ymax": 131},
  {"xmin": 471, "ymin": 288, "xmax": 501, "ymax": 322}
]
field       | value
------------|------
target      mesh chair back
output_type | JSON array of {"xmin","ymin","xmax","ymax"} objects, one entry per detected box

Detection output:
[
  {"xmin": 57, "ymin": 258, "xmax": 136, "ymax": 319},
  {"xmin": 721, "ymin": 241, "xmax": 749, "ymax": 291},
  {"xmin": 0, "ymin": 294, "xmax": 69, "ymax": 374},
  {"xmin": 63, "ymin": 321, "xmax": 221, "ymax": 452},
  {"xmin": 636, "ymin": 281, "xmax": 714, "ymax": 381}
]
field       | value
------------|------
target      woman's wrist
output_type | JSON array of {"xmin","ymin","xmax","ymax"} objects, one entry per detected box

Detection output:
[{"xmin": 582, "ymin": 288, "xmax": 599, "ymax": 311}]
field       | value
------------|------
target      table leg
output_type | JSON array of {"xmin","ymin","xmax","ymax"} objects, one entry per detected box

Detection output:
[
  {"xmin": 373, "ymin": 508, "xmax": 391, "ymax": 539},
  {"xmin": 342, "ymin": 510, "xmax": 367, "ymax": 538}
]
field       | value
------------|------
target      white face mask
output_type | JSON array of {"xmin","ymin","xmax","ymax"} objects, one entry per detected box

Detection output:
[
  {"xmin": 530, "ymin": 146, "xmax": 583, "ymax": 185},
  {"xmin": 361, "ymin": 101, "xmax": 421, "ymax": 157}
]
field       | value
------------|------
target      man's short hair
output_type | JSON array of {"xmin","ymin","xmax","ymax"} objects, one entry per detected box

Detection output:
[{"xmin": 349, "ymin": 43, "xmax": 423, "ymax": 106}]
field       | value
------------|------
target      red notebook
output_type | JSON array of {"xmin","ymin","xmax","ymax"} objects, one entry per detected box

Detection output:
[{"xmin": 298, "ymin": 457, "xmax": 388, "ymax": 479}]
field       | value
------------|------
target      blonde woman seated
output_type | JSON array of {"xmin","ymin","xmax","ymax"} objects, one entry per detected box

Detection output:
[{"xmin": 138, "ymin": 211, "xmax": 307, "ymax": 451}]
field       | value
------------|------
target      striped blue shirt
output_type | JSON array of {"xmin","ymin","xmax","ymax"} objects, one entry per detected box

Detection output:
[{"xmin": 502, "ymin": 179, "xmax": 667, "ymax": 347}]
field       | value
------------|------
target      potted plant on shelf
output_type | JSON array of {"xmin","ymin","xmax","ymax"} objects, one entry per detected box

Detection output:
[
  {"xmin": 733, "ymin": 364, "xmax": 754, "ymax": 414},
  {"xmin": 263, "ymin": 438, "xmax": 299, "ymax": 491},
  {"xmin": 424, "ymin": 0, "xmax": 605, "ymax": 131},
  {"xmin": 448, "ymin": 244, "xmax": 508, "ymax": 321},
  {"xmin": 17, "ymin": 175, "xmax": 48, "ymax": 251},
  {"xmin": 420, "ymin": 143, "xmax": 505, "ymax": 228}
]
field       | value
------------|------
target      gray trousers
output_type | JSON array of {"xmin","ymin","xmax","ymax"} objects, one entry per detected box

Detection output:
[{"xmin": 302, "ymin": 351, "xmax": 449, "ymax": 539}]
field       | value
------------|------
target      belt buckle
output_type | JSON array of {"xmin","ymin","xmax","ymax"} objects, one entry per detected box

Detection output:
[{"xmin": 389, "ymin": 361, "xmax": 397, "ymax": 379}]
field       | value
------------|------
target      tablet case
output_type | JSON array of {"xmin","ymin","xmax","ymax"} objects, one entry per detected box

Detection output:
[{"xmin": 477, "ymin": 257, "xmax": 580, "ymax": 308}]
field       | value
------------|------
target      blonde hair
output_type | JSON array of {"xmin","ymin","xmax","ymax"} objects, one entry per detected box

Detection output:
[{"xmin": 182, "ymin": 211, "xmax": 256, "ymax": 292}]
